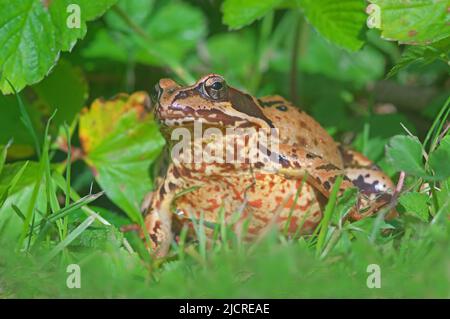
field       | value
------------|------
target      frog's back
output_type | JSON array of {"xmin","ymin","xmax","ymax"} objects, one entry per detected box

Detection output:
[{"xmin": 258, "ymin": 95, "xmax": 343, "ymax": 168}]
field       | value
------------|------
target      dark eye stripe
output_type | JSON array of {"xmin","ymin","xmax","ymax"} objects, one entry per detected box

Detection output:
[{"xmin": 229, "ymin": 88, "xmax": 274, "ymax": 128}]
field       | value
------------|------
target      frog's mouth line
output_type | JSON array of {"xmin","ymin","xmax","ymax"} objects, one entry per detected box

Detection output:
[{"xmin": 156, "ymin": 105, "xmax": 258, "ymax": 131}]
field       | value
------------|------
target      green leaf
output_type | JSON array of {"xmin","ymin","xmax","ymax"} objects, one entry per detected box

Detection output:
[
  {"xmin": 188, "ymin": 32, "xmax": 256, "ymax": 88},
  {"xmin": 299, "ymin": 30, "xmax": 385, "ymax": 87},
  {"xmin": 50, "ymin": 0, "xmax": 119, "ymax": 51},
  {"xmin": 0, "ymin": 60, "xmax": 88, "ymax": 158},
  {"xmin": 368, "ymin": 0, "xmax": 450, "ymax": 45},
  {"xmin": 387, "ymin": 37, "xmax": 450, "ymax": 77},
  {"xmin": 398, "ymin": 192, "xmax": 430, "ymax": 222},
  {"xmin": 85, "ymin": 1, "xmax": 206, "ymax": 68},
  {"xmin": 429, "ymin": 135, "xmax": 450, "ymax": 180},
  {"xmin": 141, "ymin": 1, "xmax": 206, "ymax": 65},
  {"xmin": 0, "ymin": 0, "xmax": 117, "ymax": 94},
  {"xmin": 0, "ymin": 0, "xmax": 57, "ymax": 94},
  {"xmin": 385, "ymin": 135, "xmax": 427, "ymax": 176},
  {"xmin": 105, "ymin": 0, "xmax": 155, "ymax": 32},
  {"xmin": 222, "ymin": 0, "xmax": 283, "ymax": 29},
  {"xmin": 79, "ymin": 92, "xmax": 165, "ymax": 224},
  {"xmin": 31, "ymin": 59, "xmax": 88, "ymax": 134},
  {"xmin": 299, "ymin": 0, "xmax": 367, "ymax": 51}
]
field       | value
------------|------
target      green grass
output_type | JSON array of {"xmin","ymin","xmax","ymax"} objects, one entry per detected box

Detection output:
[{"xmin": 0, "ymin": 95, "xmax": 449, "ymax": 299}]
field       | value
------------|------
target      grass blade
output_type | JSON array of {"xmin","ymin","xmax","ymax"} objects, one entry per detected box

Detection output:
[
  {"xmin": 315, "ymin": 175, "xmax": 343, "ymax": 257},
  {"xmin": 42, "ymin": 215, "xmax": 96, "ymax": 264},
  {"xmin": 0, "ymin": 139, "xmax": 12, "ymax": 176},
  {"xmin": 0, "ymin": 161, "xmax": 29, "ymax": 209},
  {"xmin": 6, "ymin": 79, "xmax": 41, "ymax": 158}
]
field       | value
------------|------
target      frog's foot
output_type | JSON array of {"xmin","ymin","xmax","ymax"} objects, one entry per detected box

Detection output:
[
  {"xmin": 340, "ymin": 147, "xmax": 396, "ymax": 219},
  {"xmin": 144, "ymin": 208, "xmax": 173, "ymax": 258}
]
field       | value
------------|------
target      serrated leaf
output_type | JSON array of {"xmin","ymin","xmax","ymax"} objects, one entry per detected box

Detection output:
[
  {"xmin": 429, "ymin": 135, "xmax": 450, "ymax": 180},
  {"xmin": 49, "ymin": 0, "xmax": 118, "ymax": 52},
  {"xmin": 0, "ymin": 0, "xmax": 57, "ymax": 94},
  {"xmin": 300, "ymin": 0, "xmax": 367, "ymax": 51},
  {"xmin": 386, "ymin": 135, "xmax": 427, "ymax": 176},
  {"xmin": 368, "ymin": 0, "xmax": 450, "ymax": 45},
  {"xmin": 0, "ymin": 0, "xmax": 117, "ymax": 94},
  {"xmin": 79, "ymin": 92, "xmax": 165, "ymax": 224},
  {"xmin": 222, "ymin": 0, "xmax": 283, "ymax": 29},
  {"xmin": 387, "ymin": 37, "xmax": 450, "ymax": 77},
  {"xmin": 398, "ymin": 192, "xmax": 429, "ymax": 222}
]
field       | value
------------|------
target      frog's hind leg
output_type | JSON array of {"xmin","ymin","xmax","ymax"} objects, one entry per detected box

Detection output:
[{"xmin": 340, "ymin": 147, "xmax": 396, "ymax": 219}]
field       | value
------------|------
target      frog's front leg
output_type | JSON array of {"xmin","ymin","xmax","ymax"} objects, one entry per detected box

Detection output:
[
  {"xmin": 144, "ymin": 164, "xmax": 185, "ymax": 257},
  {"xmin": 271, "ymin": 144, "xmax": 355, "ymax": 198}
]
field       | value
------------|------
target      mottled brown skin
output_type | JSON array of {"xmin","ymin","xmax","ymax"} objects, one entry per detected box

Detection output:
[{"xmin": 144, "ymin": 74, "xmax": 394, "ymax": 257}]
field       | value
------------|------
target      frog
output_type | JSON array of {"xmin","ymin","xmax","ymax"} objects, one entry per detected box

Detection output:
[{"xmin": 143, "ymin": 74, "xmax": 395, "ymax": 257}]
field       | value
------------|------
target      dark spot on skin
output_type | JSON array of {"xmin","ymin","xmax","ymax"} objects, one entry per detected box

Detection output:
[
  {"xmin": 173, "ymin": 168, "xmax": 180, "ymax": 178},
  {"xmin": 324, "ymin": 181, "xmax": 331, "ymax": 190},
  {"xmin": 259, "ymin": 99, "xmax": 282, "ymax": 107},
  {"xmin": 365, "ymin": 174, "xmax": 370, "ymax": 178},
  {"xmin": 352, "ymin": 175, "xmax": 381, "ymax": 195},
  {"xmin": 313, "ymin": 138, "xmax": 318, "ymax": 146},
  {"xmin": 259, "ymin": 145, "xmax": 272, "ymax": 157},
  {"xmin": 276, "ymin": 105, "xmax": 288, "ymax": 111},
  {"xmin": 254, "ymin": 162, "xmax": 264, "ymax": 169},
  {"xmin": 306, "ymin": 152, "xmax": 320, "ymax": 159},
  {"xmin": 343, "ymin": 176, "xmax": 352, "ymax": 183},
  {"xmin": 173, "ymin": 86, "xmax": 203, "ymax": 101},
  {"xmin": 150, "ymin": 233, "xmax": 158, "ymax": 244},
  {"xmin": 339, "ymin": 146, "xmax": 355, "ymax": 166},
  {"xmin": 168, "ymin": 182, "xmax": 177, "ymax": 191},
  {"xmin": 159, "ymin": 186, "xmax": 166, "ymax": 198},
  {"xmin": 298, "ymin": 137, "xmax": 307, "ymax": 146},
  {"xmin": 316, "ymin": 163, "xmax": 338, "ymax": 171},
  {"xmin": 278, "ymin": 155, "xmax": 290, "ymax": 168}
]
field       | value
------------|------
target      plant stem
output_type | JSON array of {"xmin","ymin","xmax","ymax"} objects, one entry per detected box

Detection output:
[
  {"xmin": 112, "ymin": 5, "xmax": 195, "ymax": 84},
  {"xmin": 290, "ymin": 13, "xmax": 308, "ymax": 105}
]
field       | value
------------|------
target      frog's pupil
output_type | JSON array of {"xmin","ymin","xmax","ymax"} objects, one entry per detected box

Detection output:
[{"xmin": 211, "ymin": 81, "xmax": 223, "ymax": 90}]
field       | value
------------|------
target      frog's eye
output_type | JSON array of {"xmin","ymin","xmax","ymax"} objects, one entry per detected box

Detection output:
[{"xmin": 203, "ymin": 76, "xmax": 228, "ymax": 100}]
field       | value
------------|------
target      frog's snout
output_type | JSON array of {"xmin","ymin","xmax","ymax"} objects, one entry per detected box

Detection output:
[{"xmin": 158, "ymin": 78, "xmax": 179, "ymax": 90}]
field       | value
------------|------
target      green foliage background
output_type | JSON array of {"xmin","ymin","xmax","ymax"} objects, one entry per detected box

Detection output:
[{"xmin": 0, "ymin": 0, "xmax": 449, "ymax": 298}]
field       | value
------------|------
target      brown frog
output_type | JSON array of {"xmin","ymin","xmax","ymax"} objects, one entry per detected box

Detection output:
[{"xmin": 143, "ymin": 74, "xmax": 394, "ymax": 257}]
